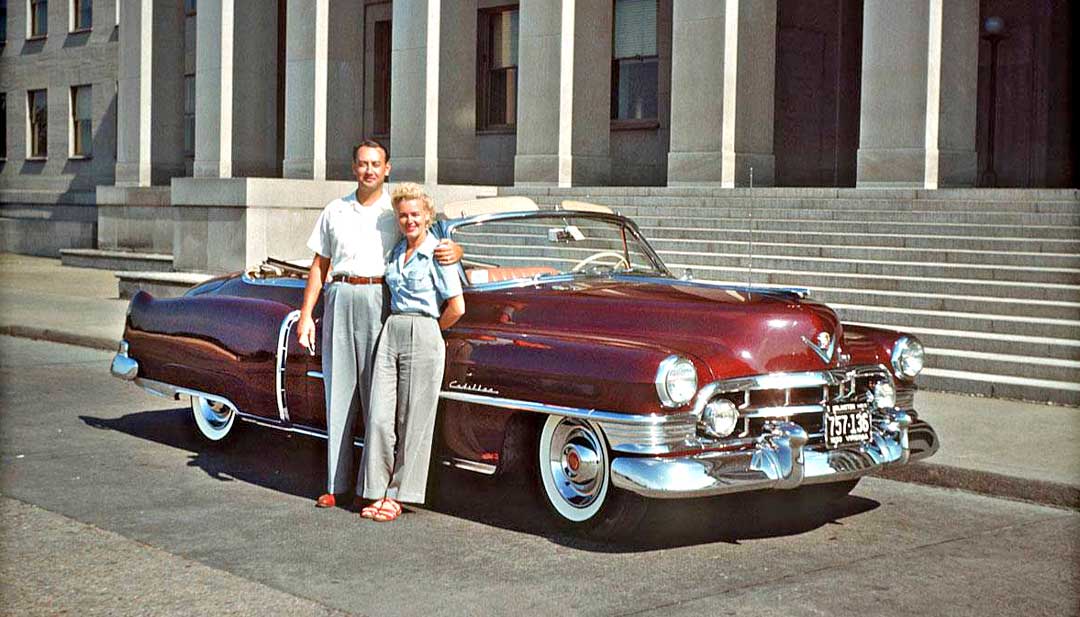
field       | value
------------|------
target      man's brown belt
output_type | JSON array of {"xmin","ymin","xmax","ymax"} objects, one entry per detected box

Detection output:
[{"xmin": 330, "ymin": 274, "xmax": 384, "ymax": 285}]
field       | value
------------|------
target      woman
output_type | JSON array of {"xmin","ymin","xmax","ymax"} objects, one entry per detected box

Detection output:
[{"xmin": 359, "ymin": 183, "xmax": 465, "ymax": 522}]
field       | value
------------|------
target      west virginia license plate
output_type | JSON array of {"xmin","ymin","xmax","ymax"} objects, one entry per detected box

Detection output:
[{"xmin": 824, "ymin": 401, "xmax": 872, "ymax": 449}]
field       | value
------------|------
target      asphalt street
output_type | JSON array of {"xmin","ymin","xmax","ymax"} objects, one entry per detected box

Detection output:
[{"xmin": 1, "ymin": 336, "xmax": 1077, "ymax": 617}]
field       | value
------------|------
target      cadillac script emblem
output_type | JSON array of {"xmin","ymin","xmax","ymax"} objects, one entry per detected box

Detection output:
[{"xmin": 802, "ymin": 331, "xmax": 836, "ymax": 364}]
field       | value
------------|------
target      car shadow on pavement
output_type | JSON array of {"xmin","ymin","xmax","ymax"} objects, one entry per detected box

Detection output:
[{"xmin": 81, "ymin": 407, "xmax": 881, "ymax": 553}]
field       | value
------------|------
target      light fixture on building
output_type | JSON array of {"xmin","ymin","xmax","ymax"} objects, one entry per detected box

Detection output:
[{"xmin": 980, "ymin": 16, "xmax": 1007, "ymax": 187}]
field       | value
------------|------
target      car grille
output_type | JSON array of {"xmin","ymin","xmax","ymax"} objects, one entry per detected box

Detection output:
[{"xmin": 696, "ymin": 366, "xmax": 893, "ymax": 446}]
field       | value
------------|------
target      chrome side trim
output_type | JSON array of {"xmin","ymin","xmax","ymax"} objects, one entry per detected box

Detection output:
[
  {"xmin": 275, "ymin": 310, "xmax": 302, "ymax": 424},
  {"xmin": 234, "ymin": 414, "xmax": 366, "ymax": 449},
  {"xmin": 438, "ymin": 390, "xmax": 696, "ymax": 454},
  {"xmin": 438, "ymin": 391, "xmax": 682, "ymax": 426},
  {"xmin": 307, "ymin": 370, "xmax": 324, "ymax": 379},
  {"xmin": 125, "ymin": 376, "xmax": 502, "ymax": 475},
  {"xmin": 129, "ymin": 376, "xmax": 240, "ymax": 417}
]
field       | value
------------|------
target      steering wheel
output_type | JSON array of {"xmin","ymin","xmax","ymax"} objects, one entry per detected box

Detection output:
[{"xmin": 570, "ymin": 251, "xmax": 630, "ymax": 272}]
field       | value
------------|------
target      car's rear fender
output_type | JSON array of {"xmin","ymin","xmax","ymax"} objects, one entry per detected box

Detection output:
[{"xmin": 124, "ymin": 291, "xmax": 298, "ymax": 417}]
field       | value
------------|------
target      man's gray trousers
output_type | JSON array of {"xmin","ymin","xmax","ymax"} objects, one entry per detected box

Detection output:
[{"xmin": 321, "ymin": 282, "xmax": 386, "ymax": 495}]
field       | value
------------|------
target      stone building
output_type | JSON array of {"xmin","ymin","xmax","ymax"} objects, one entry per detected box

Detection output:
[
  {"xmin": 1, "ymin": 0, "xmax": 1075, "ymax": 260},
  {"xmin": 1, "ymin": 1, "xmax": 1077, "ymax": 403}
]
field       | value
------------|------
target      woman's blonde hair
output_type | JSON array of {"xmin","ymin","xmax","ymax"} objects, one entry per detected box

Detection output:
[{"xmin": 391, "ymin": 183, "xmax": 436, "ymax": 228}]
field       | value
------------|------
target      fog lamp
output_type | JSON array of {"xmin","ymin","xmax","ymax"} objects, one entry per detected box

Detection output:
[
  {"xmin": 873, "ymin": 381, "xmax": 896, "ymax": 410},
  {"xmin": 700, "ymin": 397, "xmax": 740, "ymax": 438}
]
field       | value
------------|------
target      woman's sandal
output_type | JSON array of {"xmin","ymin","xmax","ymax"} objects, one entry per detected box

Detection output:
[
  {"xmin": 360, "ymin": 499, "xmax": 386, "ymax": 519},
  {"xmin": 372, "ymin": 498, "xmax": 402, "ymax": 522}
]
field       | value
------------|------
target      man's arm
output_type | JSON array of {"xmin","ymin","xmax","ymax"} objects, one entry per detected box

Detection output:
[
  {"xmin": 297, "ymin": 254, "xmax": 331, "ymax": 353},
  {"xmin": 432, "ymin": 219, "xmax": 464, "ymax": 266}
]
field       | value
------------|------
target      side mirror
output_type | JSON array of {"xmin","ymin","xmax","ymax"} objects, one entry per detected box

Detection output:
[{"xmin": 680, "ymin": 268, "xmax": 694, "ymax": 281}]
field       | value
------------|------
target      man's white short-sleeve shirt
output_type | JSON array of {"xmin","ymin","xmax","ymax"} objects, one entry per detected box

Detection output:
[{"xmin": 306, "ymin": 190, "xmax": 400, "ymax": 277}]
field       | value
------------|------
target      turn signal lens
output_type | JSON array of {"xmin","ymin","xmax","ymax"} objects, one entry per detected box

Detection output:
[{"xmin": 700, "ymin": 397, "xmax": 740, "ymax": 438}]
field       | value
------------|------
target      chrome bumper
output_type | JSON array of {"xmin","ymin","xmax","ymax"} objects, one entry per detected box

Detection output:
[
  {"xmin": 611, "ymin": 411, "xmax": 939, "ymax": 499},
  {"xmin": 110, "ymin": 341, "xmax": 139, "ymax": 381}
]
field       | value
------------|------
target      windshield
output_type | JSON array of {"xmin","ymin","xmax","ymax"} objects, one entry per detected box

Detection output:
[{"xmin": 448, "ymin": 212, "xmax": 669, "ymax": 286}]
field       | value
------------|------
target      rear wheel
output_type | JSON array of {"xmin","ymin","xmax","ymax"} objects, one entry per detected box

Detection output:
[
  {"xmin": 537, "ymin": 415, "xmax": 646, "ymax": 538},
  {"xmin": 190, "ymin": 395, "xmax": 236, "ymax": 441}
]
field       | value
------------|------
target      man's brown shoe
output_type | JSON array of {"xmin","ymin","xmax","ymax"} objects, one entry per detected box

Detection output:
[{"xmin": 316, "ymin": 493, "xmax": 343, "ymax": 508}]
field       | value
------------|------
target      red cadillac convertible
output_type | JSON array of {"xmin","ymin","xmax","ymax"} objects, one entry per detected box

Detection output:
[{"xmin": 111, "ymin": 205, "xmax": 938, "ymax": 535}]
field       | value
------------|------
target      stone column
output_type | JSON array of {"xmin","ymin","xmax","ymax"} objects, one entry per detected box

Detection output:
[
  {"xmin": 514, "ymin": 0, "xmax": 612, "ymax": 187},
  {"xmin": 283, "ymin": 0, "xmax": 329, "ymax": 179},
  {"xmin": 194, "ymin": 0, "xmax": 279, "ymax": 179},
  {"xmin": 857, "ymin": 0, "xmax": 978, "ymax": 188},
  {"xmin": 389, "ymin": 0, "xmax": 440, "ymax": 183},
  {"xmin": 325, "ymin": 0, "xmax": 366, "ymax": 179},
  {"xmin": 667, "ymin": 0, "xmax": 776, "ymax": 187},
  {"xmin": 193, "ymin": 0, "xmax": 233, "ymax": 178},
  {"xmin": 115, "ymin": 0, "xmax": 185, "ymax": 186},
  {"xmin": 437, "ymin": 0, "xmax": 478, "ymax": 184}
]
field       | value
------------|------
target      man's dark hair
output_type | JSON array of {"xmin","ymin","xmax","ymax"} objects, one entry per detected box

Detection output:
[{"xmin": 353, "ymin": 139, "xmax": 389, "ymax": 163}]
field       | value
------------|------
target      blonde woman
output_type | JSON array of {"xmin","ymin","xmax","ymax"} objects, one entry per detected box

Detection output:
[{"xmin": 359, "ymin": 183, "xmax": 465, "ymax": 522}]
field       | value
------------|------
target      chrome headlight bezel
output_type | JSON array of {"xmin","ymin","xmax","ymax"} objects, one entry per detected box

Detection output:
[
  {"xmin": 655, "ymin": 355, "xmax": 698, "ymax": 408},
  {"xmin": 891, "ymin": 336, "xmax": 925, "ymax": 379}
]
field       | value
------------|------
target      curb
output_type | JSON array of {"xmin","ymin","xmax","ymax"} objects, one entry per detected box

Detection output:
[
  {"xmin": 0, "ymin": 326, "xmax": 118, "ymax": 352},
  {"xmin": 873, "ymin": 462, "xmax": 1080, "ymax": 511},
  {"xmin": 2, "ymin": 327, "xmax": 1077, "ymax": 512}
]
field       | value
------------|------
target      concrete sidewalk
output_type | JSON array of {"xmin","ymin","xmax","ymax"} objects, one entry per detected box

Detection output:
[{"xmin": 1, "ymin": 253, "xmax": 1077, "ymax": 509}]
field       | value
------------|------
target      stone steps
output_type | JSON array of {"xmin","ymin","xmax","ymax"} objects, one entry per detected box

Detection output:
[
  {"xmin": 647, "ymin": 238, "xmax": 1080, "ymax": 268},
  {"xmin": 59, "ymin": 248, "xmax": 174, "ymax": 272},
  {"xmin": 490, "ymin": 187, "xmax": 1080, "ymax": 404},
  {"xmin": 638, "ymin": 226, "xmax": 1080, "ymax": 253}
]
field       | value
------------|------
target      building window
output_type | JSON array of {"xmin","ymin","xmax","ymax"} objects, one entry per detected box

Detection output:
[
  {"xmin": 1, "ymin": 94, "xmax": 7, "ymax": 160},
  {"xmin": 29, "ymin": 0, "xmax": 46, "ymax": 37},
  {"xmin": 611, "ymin": 0, "xmax": 658, "ymax": 121},
  {"xmin": 28, "ymin": 89, "xmax": 47, "ymax": 158},
  {"xmin": 71, "ymin": 85, "xmax": 91, "ymax": 156},
  {"xmin": 71, "ymin": 0, "xmax": 90, "ymax": 31},
  {"xmin": 184, "ymin": 74, "xmax": 195, "ymax": 156},
  {"xmin": 184, "ymin": 0, "xmax": 195, "ymax": 16},
  {"xmin": 477, "ymin": 6, "xmax": 518, "ymax": 130},
  {"xmin": 372, "ymin": 19, "xmax": 391, "ymax": 136}
]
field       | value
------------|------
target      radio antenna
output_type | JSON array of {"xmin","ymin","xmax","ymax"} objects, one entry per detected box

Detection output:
[{"xmin": 747, "ymin": 166, "xmax": 754, "ymax": 291}]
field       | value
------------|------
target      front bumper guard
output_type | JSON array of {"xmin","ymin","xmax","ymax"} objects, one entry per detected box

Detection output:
[{"xmin": 611, "ymin": 412, "xmax": 939, "ymax": 499}]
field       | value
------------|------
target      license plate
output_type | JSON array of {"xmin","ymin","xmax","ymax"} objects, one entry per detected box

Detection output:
[{"xmin": 824, "ymin": 401, "xmax": 872, "ymax": 449}]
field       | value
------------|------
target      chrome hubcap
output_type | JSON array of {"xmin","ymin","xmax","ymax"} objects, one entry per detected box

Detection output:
[{"xmin": 548, "ymin": 421, "xmax": 606, "ymax": 509}]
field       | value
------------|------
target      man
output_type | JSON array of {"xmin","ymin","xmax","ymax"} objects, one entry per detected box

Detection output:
[{"xmin": 297, "ymin": 140, "xmax": 461, "ymax": 509}]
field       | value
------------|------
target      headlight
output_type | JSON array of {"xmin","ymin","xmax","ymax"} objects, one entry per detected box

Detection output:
[
  {"xmin": 873, "ymin": 380, "xmax": 896, "ymax": 409},
  {"xmin": 891, "ymin": 336, "xmax": 925, "ymax": 378},
  {"xmin": 700, "ymin": 397, "xmax": 740, "ymax": 438},
  {"xmin": 655, "ymin": 355, "xmax": 697, "ymax": 408}
]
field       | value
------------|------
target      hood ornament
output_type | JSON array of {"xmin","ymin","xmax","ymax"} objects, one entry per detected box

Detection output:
[{"xmin": 802, "ymin": 331, "xmax": 836, "ymax": 364}]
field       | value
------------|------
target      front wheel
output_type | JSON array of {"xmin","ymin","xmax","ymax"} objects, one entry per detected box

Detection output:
[
  {"xmin": 537, "ymin": 415, "xmax": 646, "ymax": 537},
  {"xmin": 190, "ymin": 395, "xmax": 236, "ymax": 441}
]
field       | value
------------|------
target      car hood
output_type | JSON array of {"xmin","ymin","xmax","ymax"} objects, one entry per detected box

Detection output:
[{"xmin": 461, "ymin": 277, "xmax": 845, "ymax": 381}]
